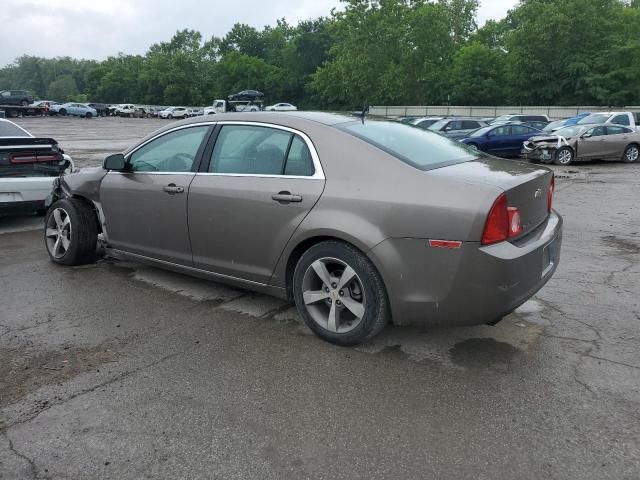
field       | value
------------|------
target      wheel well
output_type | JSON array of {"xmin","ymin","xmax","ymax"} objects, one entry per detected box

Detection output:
[
  {"xmin": 284, "ymin": 235, "xmax": 380, "ymax": 301},
  {"xmin": 70, "ymin": 195, "xmax": 102, "ymax": 233}
]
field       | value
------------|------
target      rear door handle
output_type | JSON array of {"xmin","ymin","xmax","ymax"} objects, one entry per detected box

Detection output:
[
  {"xmin": 272, "ymin": 191, "xmax": 302, "ymax": 203},
  {"xmin": 163, "ymin": 183, "xmax": 184, "ymax": 194}
]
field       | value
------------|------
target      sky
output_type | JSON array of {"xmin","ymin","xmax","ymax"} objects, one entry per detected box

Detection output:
[{"xmin": 0, "ymin": 0, "xmax": 518, "ymax": 67}]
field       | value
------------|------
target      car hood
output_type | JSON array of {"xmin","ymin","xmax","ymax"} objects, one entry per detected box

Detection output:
[{"xmin": 525, "ymin": 134, "xmax": 578, "ymax": 146}]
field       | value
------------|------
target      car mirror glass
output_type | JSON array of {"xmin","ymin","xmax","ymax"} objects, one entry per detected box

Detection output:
[
  {"xmin": 582, "ymin": 133, "xmax": 591, "ymax": 138},
  {"xmin": 103, "ymin": 153, "xmax": 127, "ymax": 171}
]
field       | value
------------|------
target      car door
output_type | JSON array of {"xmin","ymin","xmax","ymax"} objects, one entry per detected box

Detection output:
[
  {"xmin": 510, "ymin": 125, "xmax": 538, "ymax": 156},
  {"xmin": 602, "ymin": 126, "xmax": 632, "ymax": 158},
  {"xmin": 100, "ymin": 124, "xmax": 212, "ymax": 265},
  {"xmin": 483, "ymin": 125, "xmax": 511, "ymax": 156},
  {"xmin": 188, "ymin": 123, "xmax": 325, "ymax": 284},
  {"xmin": 577, "ymin": 126, "xmax": 608, "ymax": 159}
]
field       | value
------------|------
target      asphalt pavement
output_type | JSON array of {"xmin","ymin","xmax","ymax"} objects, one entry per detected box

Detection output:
[{"xmin": 0, "ymin": 117, "xmax": 639, "ymax": 479}]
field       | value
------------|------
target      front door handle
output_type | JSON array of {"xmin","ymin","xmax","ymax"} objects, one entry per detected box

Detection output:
[
  {"xmin": 163, "ymin": 183, "xmax": 184, "ymax": 194},
  {"xmin": 272, "ymin": 191, "xmax": 302, "ymax": 203}
]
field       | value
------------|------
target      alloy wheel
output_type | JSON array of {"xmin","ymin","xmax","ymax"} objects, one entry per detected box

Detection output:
[
  {"xmin": 557, "ymin": 148, "xmax": 572, "ymax": 165},
  {"xmin": 45, "ymin": 208, "xmax": 72, "ymax": 259},
  {"xmin": 301, "ymin": 257, "xmax": 366, "ymax": 334},
  {"xmin": 626, "ymin": 146, "xmax": 639, "ymax": 162}
]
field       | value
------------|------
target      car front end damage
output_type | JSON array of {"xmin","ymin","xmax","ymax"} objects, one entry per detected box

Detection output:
[{"xmin": 522, "ymin": 135, "xmax": 577, "ymax": 163}]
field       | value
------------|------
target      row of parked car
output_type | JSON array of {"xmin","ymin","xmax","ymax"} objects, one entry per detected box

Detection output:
[{"xmin": 397, "ymin": 111, "xmax": 640, "ymax": 165}]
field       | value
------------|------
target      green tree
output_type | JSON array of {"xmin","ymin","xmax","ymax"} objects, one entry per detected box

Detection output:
[{"xmin": 47, "ymin": 74, "xmax": 79, "ymax": 101}]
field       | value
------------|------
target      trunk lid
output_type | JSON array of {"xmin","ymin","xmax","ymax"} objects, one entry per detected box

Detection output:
[{"xmin": 431, "ymin": 156, "xmax": 553, "ymax": 237}]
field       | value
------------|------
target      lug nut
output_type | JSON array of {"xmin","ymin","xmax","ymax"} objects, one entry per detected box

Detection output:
[
  {"xmin": 336, "ymin": 300, "xmax": 342, "ymax": 306},
  {"xmin": 331, "ymin": 282, "xmax": 337, "ymax": 288},
  {"xmin": 338, "ymin": 290, "xmax": 344, "ymax": 296},
  {"xmin": 324, "ymin": 287, "xmax": 330, "ymax": 293}
]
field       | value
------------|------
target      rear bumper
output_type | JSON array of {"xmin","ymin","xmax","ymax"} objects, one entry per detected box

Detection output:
[
  {"xmin": 368, "ymin": 211, "xmax": 563, "ymax": 326},
  {"xmin": 0, "ymin": 176, "xmax": 56, "ymax": 203}
]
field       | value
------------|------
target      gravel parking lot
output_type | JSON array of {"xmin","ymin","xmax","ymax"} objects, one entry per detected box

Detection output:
[{"xmin": 1, "ymin": 117, "xmax": 639, "ymax": 479}]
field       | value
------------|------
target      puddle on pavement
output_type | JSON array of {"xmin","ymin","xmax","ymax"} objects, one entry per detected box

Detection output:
[{"xmin": 449, "ymin": 338, "xmax": 519, "ymax": 370}]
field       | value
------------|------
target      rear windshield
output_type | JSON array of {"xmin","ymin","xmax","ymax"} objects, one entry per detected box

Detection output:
[
  {"xmin": 578, "ymin": 113, "xmax": 611, "ymax": 124},
  {"xmin": 0, "ymin": 121, "xmax": 30, "ymax": 137},
  {"xmin": 338, "ymin": 120, "xmax": 476, "ymax": 170}
]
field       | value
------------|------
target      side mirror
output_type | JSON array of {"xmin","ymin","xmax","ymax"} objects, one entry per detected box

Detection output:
[
  {"xmin": 103, "ymin": 153, "xmax": 127, "ymax": 171},
  {"xmin": 582, "ymin": 133, "xmax": 592, "ymax": 138}
]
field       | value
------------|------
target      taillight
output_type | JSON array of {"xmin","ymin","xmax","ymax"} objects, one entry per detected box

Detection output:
[
  {"xmin": 9, "ymin": 153, "xmax": 60, "ymax": 164},
  {"xmin": 481, "ymin": 193, "xmax": 522, "ymax": 245},
  {"xmin": 548, "ymin": 174, "xmax": 554, "ymax": 213}
]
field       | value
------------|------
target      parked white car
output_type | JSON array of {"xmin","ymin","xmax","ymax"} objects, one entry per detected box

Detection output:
[
  {"xmin": 159, "ymin": 107, "xmax": 190, "ymax": 119},
  {"xmin": 0, "ymin": 119, "xmax": 75, "ymax": 215},
  {"xmin": 266, "ymin": 102, "xmax": 297, "ymax": 111}
]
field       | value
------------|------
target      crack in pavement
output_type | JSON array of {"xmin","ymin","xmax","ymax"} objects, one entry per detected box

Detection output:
[
  {"xmin": 2, "ymin": 431, "xmax": 40, "ymax": 480},
  {"xmin": 1, "ymin": 347, "xmax": 192, "ymax": 434}
]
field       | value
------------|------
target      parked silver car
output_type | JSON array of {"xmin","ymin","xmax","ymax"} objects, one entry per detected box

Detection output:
[
  {"xmin": 427, "ymin": 117, "xmax": 488, "ymax": 140},
  {"xmin": 44, "ymin": 112, "xmax": 562, "ymax": 345}
]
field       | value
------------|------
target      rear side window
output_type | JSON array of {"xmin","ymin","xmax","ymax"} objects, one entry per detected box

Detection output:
[
  {"xmin": 606, "ymin": 126, "xmax": 631, "ymax": 135},
  {"xmin": 0, "ymin": 121, "xmax": 30, "ymax": 137},
  {"xmin": 461, "ymin": 121, "xmax": 480, "ymax": 129},
  {"xmin": 339, "ymin": 120, "xmax": 475, "ymax": 170},
  {"xmin": 284, "ymin": 136, "xmax": 314, "ymax": 176},
  {"xmin": 511, "ymin": 125, "xmax": 532, "ymax": 135},
  {"xmin": 491, "ymin": 126, "xmax": 510, "ymax": 136}
]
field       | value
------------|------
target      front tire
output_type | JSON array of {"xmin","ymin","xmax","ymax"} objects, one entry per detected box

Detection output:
[
  {"xmin": 623, "ymin": 144, "xmax": 639, "ymax": 163},
  {"xmin": 45, "ymin": 198, "xmax": 98, "ymax": 266},
  {"xmin": 293, "ymin": 241, "xmax": 390, "ymax": 346},
  {"xmin": 85, "ymin": 112, "xmax": 92, "ymax": 118},
  {"xmin": 554, "ymin": 146, "xmax": 573, "ymax": 165},
  {"xmin": 59, "ymin": 109, "xmax": 67, "ymax": 116}
]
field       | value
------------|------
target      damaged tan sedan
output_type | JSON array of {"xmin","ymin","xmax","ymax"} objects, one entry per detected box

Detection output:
[{"xmin": 522, "ymin": 124, "xmax": 640, "ymax": 165}]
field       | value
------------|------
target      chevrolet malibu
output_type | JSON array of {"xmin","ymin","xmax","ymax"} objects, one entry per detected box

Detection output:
[{"xmin": 44, "ymin": 112, "xmax": 562, "ymax": 345}]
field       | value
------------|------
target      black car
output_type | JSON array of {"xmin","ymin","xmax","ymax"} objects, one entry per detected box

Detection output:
[
  {"xmin": 228, "ymin": 90, "xmax": 264, "ymax": 101},
  {"xmin": 87, "ymin": 103, "xmax": 110, "ymax": 117},
  {"xmin": 0, "ymin": 90, "xmax": 34, "ymax": 106}
]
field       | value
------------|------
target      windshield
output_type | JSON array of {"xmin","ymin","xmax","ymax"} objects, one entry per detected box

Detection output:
[
  {"xmin": 338, "ymin": 120, "xmax": 476, "ymax": 171},
  {"xmin": 543, "ymin": 120, "xmax": 565, "ymax": 132},
  {"xmin": 578, "ymin": 113, "xmax": 611, "ymax": 124},
  {"xmin": 427, "ymin": 119, "xmax": 449, "ymax": 131},
  {"xmin": 554, "ymin": 125, "xmax": 589, "ymax": 138},
  {"xmin": 0, "ymin": 121, "xmax": 30, "ymax": 137},
  {"xmin": 492, "ymin": 115, "xmax": 514, "ymax": 122},
  {"xmin": 469, "ymin": 126, "xmax": 494, "ymax": 137}
]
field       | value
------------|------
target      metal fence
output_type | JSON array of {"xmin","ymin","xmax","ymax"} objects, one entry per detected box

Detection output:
[{"xmin": 370, "ymin": 105, "xmax": 640, "ymax": 119}]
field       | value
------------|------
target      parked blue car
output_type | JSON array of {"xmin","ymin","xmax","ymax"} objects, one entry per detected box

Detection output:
[
  {"xmin": 459, "ymin": 123, "xmax": 543, "ymax": 157},
  {"xmin": 50, "ymin": 102, "xmax": 98, "ymax": 118}
]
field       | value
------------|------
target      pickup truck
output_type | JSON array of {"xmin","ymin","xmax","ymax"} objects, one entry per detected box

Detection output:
[
  {"xmin": 0, "ymin": 119, "xmax": 74, "ymax": 215},
  {"xmin": 577, "ymin": 111, "xmax": 640, "ymax": 131}
]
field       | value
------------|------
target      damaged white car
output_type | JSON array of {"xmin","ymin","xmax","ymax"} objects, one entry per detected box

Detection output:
[{"xmin": 522, "ymin": 124, "xmax": 640, "ymax": 165}]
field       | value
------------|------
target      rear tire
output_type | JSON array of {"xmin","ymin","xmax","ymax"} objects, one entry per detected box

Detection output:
[
  {"xmin": 59, "ymin": 108, "xmax": 67, "ymax": 116},
  {"xmin": 554, "ymin": 146, "xmax": 573, "ymax": 165},
  {"xmin": 85, "ymin": 112, "xmax": 92, "ymax": 118},
  {"xmin": 292, "ymin": 240, "xmax": 390, "ymax": 346},
  {"xmin": 44, "ymin": 198, "xmax": 98, "ymax": 266},
  {"xmin": 622, "ymin": 144, "xmax": 639, "ymax": 163}
]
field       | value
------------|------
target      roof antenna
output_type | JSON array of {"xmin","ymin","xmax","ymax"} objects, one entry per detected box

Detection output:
[{"xmin": 361, "ymin": 102, "xmax": 369, "ymax": 124}]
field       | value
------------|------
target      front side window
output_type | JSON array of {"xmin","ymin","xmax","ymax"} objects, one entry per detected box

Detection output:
[
  {"xmin": 586, "ymin": 126, "xmax": 606, "ymax": 137},
  {"xmin": 461, "ymin": 121, "xmax": 480, "ymax": 130},
  {"xmin": 511, "ymin": 125, "xmax": 532, "ymax": 135},
  {"xmin": 129, "ymin": 126, "xmax": 209, "ymax": 172},
  {"xmin": 490, "ymin": 126, "xmax": 511, "ymax": 136}
]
